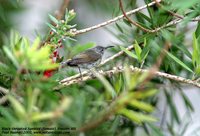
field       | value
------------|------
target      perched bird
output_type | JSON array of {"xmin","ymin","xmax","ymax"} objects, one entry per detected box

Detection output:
[{"xmin": 61, "ymin": 45, "xmax": 114, "ymax": 78}]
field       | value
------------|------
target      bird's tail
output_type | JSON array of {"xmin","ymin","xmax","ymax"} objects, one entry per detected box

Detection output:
[{"xmin": 60, "ymin": 59, "xmax": 77, "ymax": 68}]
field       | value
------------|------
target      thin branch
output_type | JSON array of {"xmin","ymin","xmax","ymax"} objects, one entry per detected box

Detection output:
[
  {"xmin": 119, "ymin": 0, "xmax": 157, "ymax": 33},
  {"xmin": 55, "ymin": 0, "xmax": 70, "ymax": 21},
  {"xmin": 71, "ymin": 0, "xmax": 200, "ymax": 36},
  {"xmin": 0, "ymin": 86, "xmax": 9, "ymax": 94},
  {"xmin": 153, "ymin": 0, "xmax": 183, "ymax": 19},
  {"xmin": 77, "ymin": 91, "xmax": 133, "ymax": 132},
  {"xmin": 119, "ymin": 0, "xmax": 200, "ymax": 33},
  {"xmin": 154, "ymin": 0, "xmax": 200, "ymax": 21},
  {"xmin": 71, "ymin": 0, "xmax": 161, "ymax": 35},
  {"xmin": 0, "ymin": 86, "xmax": 9, "ymax": 105},
  {"xmin": 77, "ymin": 101, "xmax": 117, "ymax": 132},
  {"xmin": 142, "ymin": 42, "xmax": 170, "ymax": 85},
  {"xmin": 60, "ymin": 65, "xmax": 200, "ymax": 88}
]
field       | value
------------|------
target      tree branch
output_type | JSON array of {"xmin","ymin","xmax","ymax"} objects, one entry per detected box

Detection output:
[
  {"xmin": 55, "ymin": 0, "xmax": 70, "ymax": 21},
  {"xmin": 71, "ymin": 0, "xmax": 200, "ymax": 36},
  {"xmin": 71, "ymin": 0, "xmax": 161, "ymax": 35},
  {"xmin": 0, "ymin": 86, "xmax": 9, "ymax": 105},
  {"xmin": 119, "ymin": 0, "xmax": 157, "ymax": 33},
  {"xmin": 60, "ymin": 65, "xmax": 200, "ymax": 88}
]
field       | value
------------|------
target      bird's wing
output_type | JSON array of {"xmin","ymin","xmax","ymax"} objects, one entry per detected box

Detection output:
[{"xmin": 69, "ymin": 49, "xmax": 101, "ymax": 65}]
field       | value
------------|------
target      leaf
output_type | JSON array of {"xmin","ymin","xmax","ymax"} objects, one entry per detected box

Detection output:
[
  {"xmin": 0, "ymin": 107, "xmax": 16, "ymax": 122},
  {"xmin": 93, "ymin": 71, "xmax": 117, "ymax": 98},
  {"xmin": 3, "ymin": 46, "xmax": 19, "ymax": 68},
  {"xmin": 115, "ymin": 23, "xmax": 123, "ymax": 33},
  {"xmin": 180, "ymin": 91, "xmax": 194, "ymax": 112},
  {"xmin": 195, "ymin": 22, "xmax": 200, "ymax": 38},
  {"xmin": 167, "ymin": 123, "xmax": 177, "ymax": 136},
  {"xmin": 167, "ymin": 51, "xmax": 193, "ymax": 73},
  {"xmin": 192, "ymin": 33, "xmax": 200, "ymax": 75},
  {"xmin": 31, "ymin": 112, "xmax": 55, "ymax": 122},
  {"xmin": 8, "ymin": 95, "xmax": 26, "ymax": 119},
  {"xmin": 120, "ymin": 46, "xmax": 138, "ymax": 59},
  {"xmin": 0, "ymin": 62, "xmax": 10, "ymax": 74},
  {"xmin": 31, "ymin": 97, "xmax": 71, "ymax": 122},
  {"xmin": 31, "ymin": 37, "xmax": 40, "ymax": 51},
  {"xmin": 134, "ymin": 89, "xmax": 158, "ymax": 99},
  {"xmin": 65, "ymin": 9, "xmax": 69, "ymax": 21},
  {"xmin": 174, "ymin": 43, "xmax": 192, "ymax": 59},
  {"xmin": 148, "ymin": 124, "xmax": 165, "ymax": 136},
  {"xmin": 129, "ymin": 99, "xmax": 154, "ymax": 112},
  {"xmin": 136, "ymin": 12, "xmax": 151, "ymax": 23},
  {"xmin": 46, "ymin": 22, "xmax": 56, "ymax": 33},
  {"xmin": 27, "ymin": 88, "xmax": 40, "ymax": 113},
  {"xmin": 170, "ymin": 0, "xmax": 199, "ymax": 11},
  {"xmin": 113, "ymin": 74, "xmax": 122, "ymax": 93},
  {"xmin": 123, "ymin": 19, "xmax": 132, "ymax": 27},
  {"xmin": 134, "ymin": 40, "xmax": 142, "ymax": 62},
  {"xmin": 118, "ymin": 109, "xmax": 157, "ymax": 124},
  {"xmin": 48, "ymin": 14, "xmax": 58, "ymax": 24},
  {"xmin": 164, "ymin": 90, "xmax": 180, "ymax": 124}
]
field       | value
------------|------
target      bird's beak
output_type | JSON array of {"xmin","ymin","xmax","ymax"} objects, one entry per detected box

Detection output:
[{"xmin": 105, "ymin": 46, "xmax": 114, "ymax": 49}]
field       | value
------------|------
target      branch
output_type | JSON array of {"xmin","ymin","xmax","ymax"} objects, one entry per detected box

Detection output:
[
  {"xmin": 71, "ymin": 0, "xmax": 200, "ymax": 36},
  {"xmin": 0, "ymin": 86, "xmax": 9, "ymax": 105},
  {"xmin": 71, "ymin": 0, "xmax": 161, "ymax": 35},
  {"xmin": 119, "ymin": 0, "xmax": 157, "ymax": 33},
  {"xmin": 55, "ymin": 0, "xmax": 70, "ymax": 21},
  {"xmin": 142, "ymin": 42, "xmax": 170, "ymax": 85},
  {"xmin": 119, "ymin": 0, "xmax": 199, "ymax": 33},
  {"xmin": 60, "ymin": 65, "xmax": 200, "ymax": 88}
]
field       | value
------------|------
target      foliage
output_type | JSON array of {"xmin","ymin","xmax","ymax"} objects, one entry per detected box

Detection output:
[{"xmin": 0, "ymin": 0, "xmax": 200, "ymax": 136}]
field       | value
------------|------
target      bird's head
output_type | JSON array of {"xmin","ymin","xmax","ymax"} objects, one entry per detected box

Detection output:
[{"xmin": 93, "ymin": 45, "xmax": 114, "ymax": 54}]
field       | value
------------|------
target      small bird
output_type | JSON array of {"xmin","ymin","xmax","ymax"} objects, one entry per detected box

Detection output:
[{"xmin": 61, "ymin": 45, "xmax": 114, "ymax": 78}]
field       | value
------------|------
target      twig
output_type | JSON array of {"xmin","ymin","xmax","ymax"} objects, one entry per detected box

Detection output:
[
  {"xmin": 60, "ymin": 65, "xmax": 200, "ymax": 88},
  {"xmin": 0, "ymin": 86, "xmax": 9, "ymax": 105},
  {"xmin": 77, "ymin": 91, "xmax": 134, "ymax": 132},
  {"xmin": 55, "ymin": 0, "xmax": 70, "ymax": 21},
  {"xmin": 71, "ymin": 0, "xmax": 161, "ymax": 35},
  {"xmin": 0, "ymin": 86, "xmax": 9, "ymax": 94},
  {"xmin": 119, "ymin": 0, "xmax": 158, "ymax": 33},
  {"xmin": 77, "ymin": 101, "xmax": 117, "ymax": 132},
  {"xmin": 154, "ymin": 0, "xmax": 200, "ymax": 22},
  {"xmin": 142, "ymin": 42, "xmax": 171, "ymax": 85},
  {"xmin": 71, "ymin": 0, "xmax": 200, "ymax": 36},
  {"xmin": 119, "ymin": 0, "xmax": 200, "ymax": 33},
  {"xmin": 153, "ymin": 0, "xmax": 183, "ymax": 19}
]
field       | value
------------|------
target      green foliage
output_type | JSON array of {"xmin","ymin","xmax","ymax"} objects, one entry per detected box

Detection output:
[
  {"xmin": 3, "ymin": 31, "xmax": 58, "ymax": 71},
  {"xmin": 47, "ymin": 9, "xmax": 77, "ymax": 46},
  {"xmin": 0, "ymin": 0, "xmax": 200, "ymax": 136},
  {"xmin": 0, "ymin": 0, "xmax": 23, "ymax": 46},
  {"xmin": 192, "ymin": 33, "xmax": 200, "ymax": 75}
]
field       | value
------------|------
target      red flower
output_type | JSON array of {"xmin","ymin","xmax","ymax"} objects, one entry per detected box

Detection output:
[{"xmin": 43, "ymin": 69, "xmax": 54, "ymax": 78}]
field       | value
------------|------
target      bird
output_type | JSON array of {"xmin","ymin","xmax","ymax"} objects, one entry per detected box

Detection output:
[{"xmin": 61, "ymin": 45, "xmax": 114, "ymax": 79}]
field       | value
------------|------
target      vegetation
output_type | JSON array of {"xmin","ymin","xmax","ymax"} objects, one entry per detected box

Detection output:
[{"xmin": 0, "ymin": 0, "xmax": 200, "ymax": 135}]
